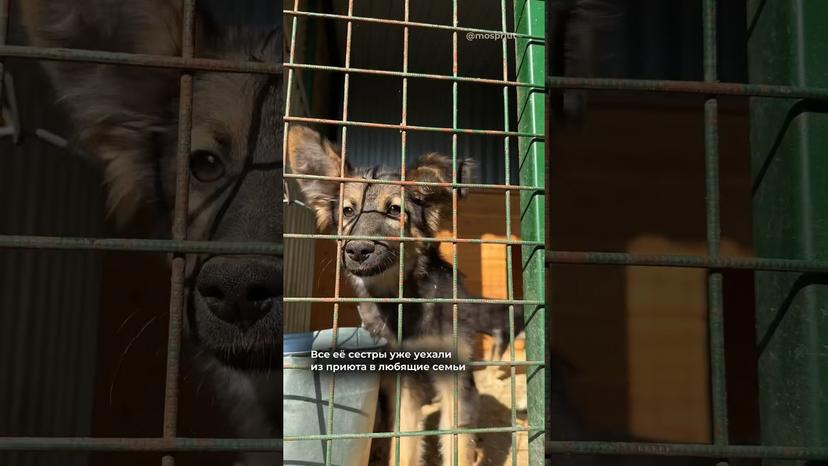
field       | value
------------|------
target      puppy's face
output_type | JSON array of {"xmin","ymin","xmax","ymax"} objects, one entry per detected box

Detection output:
[
  {"xmin": 337, "ymin": 173, "xmax": 407, "ymax": 278},
  {"xmin": 286, "ymin": 126, "xmax": 476, "ymax": 281}
]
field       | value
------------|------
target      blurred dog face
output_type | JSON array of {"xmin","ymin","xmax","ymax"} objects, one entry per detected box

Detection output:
[{"xmin": 24, "ymin": 0, "xmax": 283, "ymax": 371}]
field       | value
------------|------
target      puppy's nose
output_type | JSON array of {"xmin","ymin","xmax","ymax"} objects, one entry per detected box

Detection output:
[
  {"xmin": 345, "ymin": 241, "xmax": 375, "ymax": 263},
  {"xmin": 196, "ymin": 256, "xmax": 282, "ymax": 330}
]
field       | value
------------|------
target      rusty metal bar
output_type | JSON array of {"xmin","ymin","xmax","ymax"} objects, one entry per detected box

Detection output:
[
  {"xmin": 160, "ymin": 1, "xmax": 196, "ymax": 465},
  {"xmin": 1, "ymin": 437, "xmax": 826, "ymax": 460},
  {"xmin": 0, "ymin": 438, "xmax": 282, "ymax": 452},
  {"xmin": 392, "ymin": 0, "xmax": 410, "ymax": 462},
  {"xmin": 545, "ymin": 441, "xmax": 828, "ymax": 460},
  {"xmin": 284, "ymin": 173, "xmax": 542, "ymax": 192},
  {"xmin": 498, "ymin": 0, "xmax": 519, "ymax": 464},
  {"xmin": 285, "ymin": 425, "xmax": 539, "ymax": 442},
  {"xmin": 285, "ymin": 62, "xmax": 540, "ymax": 88},
  {"xmin": 323, "ymin": 1, "xmax": 356, "ymax": 464},
  {"xmin": 0, "ymin": 235, "xmax": 283, "ymax": 255},
  {"xmin": 546, "ymin": 75, "xmax": 828, "ymax": 99},
  {"xmin": 284, "ymin": 297, "xmax": 540, "ymax": 305},
  {"xmin": 544, "ymin": 250, "xmax": 828, "ymax": 273},
  {"xmin": 450, "ymin": 1, "xmax": 460, "ymax": 463},
  {"xmin": 284, "ymin": 115, "xmax": 543, "ymax": 138},
  {"xmin": 285, "ymin": 233, "xmax": 542, "ymax": 246},
  {"xmin": 0, "ymin": 45, "xmax": 282, "ymax": 75},
  {"xmin": 702, "ymin": 0, "xmax": 729, "ymax": 447},
  {"xmin": 283, "ymin": 9, "xmax": 543, "ymax": 41}
]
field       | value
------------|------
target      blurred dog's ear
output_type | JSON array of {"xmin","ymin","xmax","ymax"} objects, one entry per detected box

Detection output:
[
  {"xmin": 22, "ymin": 0, "xmax": 185, "ymax": 222},
  {"xmin": 409, "ymin": 154, "xmax": 476, "ymax": 232},
  {"xmin": 287, "ymin": 126, "xmax": 348, "ymax": 231}
]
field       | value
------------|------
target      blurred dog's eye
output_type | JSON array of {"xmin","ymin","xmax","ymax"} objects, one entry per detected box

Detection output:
[
  {"xmin": 387, "ymin": 204, "xmax": 401, "ymax": 217},
  {"xmin": 189, "ymin": 150, "xmax": 226, "ymax": 182},
  {"xmin": 343, "ymin": 206, "xmax": 355, "ymax": 217}
]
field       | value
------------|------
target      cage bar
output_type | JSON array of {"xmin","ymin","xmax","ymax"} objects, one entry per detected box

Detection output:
[
  {"xmin": 0, "ymin": 437, "xmax": 283, "ymax": 452},
  {"xmin": 159, "ymin": 1, "xmax": 196, "ymax": 465},
  {"xmin": 702, "ymin": 0, "xmax": 729, "ymax": 448},
  {"xmin": 393, "ymin": 0, "xmax": 409, "ymax": 463},
  {"xmin": 0, "ymin": 236, "xmax": 283, "ymax": 255},
  {"xmin": 284, "ymin": 115, "xmax": 542, "ymax": 138},
  {"xmin": 500, "ymin": 0, "xmax": 519, "ymax": 463},
  {"xmin": 283, "ymin": 9, "xmax": 543, "ymax": 41},
  {"xmin": 544, "ymin": 250, "xmax": 828, "ymax": 274},
  {"xmin": 285, "ymin": 62, "xmax": 539, "ymax": 89},
  {"xmin": 284, "ymin": 172, "xmax": 544, "ymax": 192},
  {"xmin": 0, "ymin": 45, "xmax": 281, "ymax": 74},
  {"xmin": 545, "ymin": 441, "xmax": 828, "ymax": 460},
  {"xmin": 324, "ymin": 1, "xmax": 355, "ymax": 464},
  {"xmin": 546, "ymin": 76, "xmax": 828, "ymax": 100}
]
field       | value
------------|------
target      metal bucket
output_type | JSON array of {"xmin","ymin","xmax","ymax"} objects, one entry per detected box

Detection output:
[{"xmin": 283, "ymin": 327, "xmax": 386, "ymax": 466}]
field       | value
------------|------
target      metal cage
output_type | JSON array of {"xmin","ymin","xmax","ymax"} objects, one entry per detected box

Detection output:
[
  {"xmin": 0, "ymin": 0, "xmax": 283, "ymax": 464},
  {"xmin": 282, "ymin": 0, "xmax": 545, "ymax": 466}
]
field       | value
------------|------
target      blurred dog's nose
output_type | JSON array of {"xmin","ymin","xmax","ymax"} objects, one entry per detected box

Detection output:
[
  {"xmin": 196, "ymin": 256, "xmax": 282, "ymax": 329},
  {"xmin": 345, "ymin": 241, "xmax": 375, "ymax": 263}
]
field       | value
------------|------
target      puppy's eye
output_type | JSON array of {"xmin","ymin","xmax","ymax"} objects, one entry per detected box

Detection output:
[
  {"xmin": 343, "ymin": 206, "xmax": 355, "ymax": 217},
  {"xmin": 387, "ymin": 204, "xmax": 401, "ymax": 217},
  {"xmin": 189, "ymin": 150, "xmax": 226, "ymax": 182}
]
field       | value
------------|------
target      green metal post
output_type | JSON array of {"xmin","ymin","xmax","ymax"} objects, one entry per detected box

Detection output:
[
  {"xmin": 748, "ymin": 1, "xmax": 828, "ymax": 463},
  {"xmin": 514, "ymin": 1, "xmax": 546, "ymax": 465}
]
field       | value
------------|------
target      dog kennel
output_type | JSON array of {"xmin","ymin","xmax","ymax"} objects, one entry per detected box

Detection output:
[{"xmin": 283, "ymin": 0, "xmax": 546, "ymax": 465}]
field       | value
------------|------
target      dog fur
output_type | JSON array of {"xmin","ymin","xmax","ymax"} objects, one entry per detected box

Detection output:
[{"xmin": 23, "ymin": 2, "xmax": 283, "ymax": 465}]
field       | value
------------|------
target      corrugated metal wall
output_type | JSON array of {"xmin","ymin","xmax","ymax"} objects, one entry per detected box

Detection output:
[
  {"xmin": 202, "ymin": 0, "xmax": 280, "ymax": 27},
  {"xmin": 284, "ymin": 203, "xmax": 316, "ymax": 333},
  {"xmin": 0, "ymin": 49, "xmax": 105, "ymax": 466},
  {"xmin": 304, "ymin": 0, "xmax": 521, "ymax": 184}
]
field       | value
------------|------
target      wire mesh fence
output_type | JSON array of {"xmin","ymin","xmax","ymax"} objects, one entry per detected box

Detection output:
[
  {"xmin": 0, "ymin": 0, "xmax": 283, "ymax": 464},
  {"xmin": 282, "ymin": 0, "xmax": 545, "ymax": 465},
  {"xmin": 544, "ymin": 0, "xmax": 828, "ymax": 463}
]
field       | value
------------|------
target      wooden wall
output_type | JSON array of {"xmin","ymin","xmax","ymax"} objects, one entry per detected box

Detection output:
[{"xmin": 547, "ymin": 93, "xmax": 759, "ymax": 444}]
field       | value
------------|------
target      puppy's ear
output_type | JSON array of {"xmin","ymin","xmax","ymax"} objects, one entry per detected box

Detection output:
[
  {"xmin": 409, "ymin": 153, "xmax": 477, "ymax": 203},
  {"xmin": 22, "ymin": 0, "xmax": 185, "ymax": 223},
  {"xmin": 287, "ymin": 126, "xmax": 347, "ymax": 231},
  {"xmin": 409, "ymin": 154, "xmax": 476, "ymax": 232}
]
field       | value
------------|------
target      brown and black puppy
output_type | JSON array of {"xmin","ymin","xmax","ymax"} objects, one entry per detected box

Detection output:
[{"xmin": 288, "ymin": 125, "xmax": 524, "ymax": 466}]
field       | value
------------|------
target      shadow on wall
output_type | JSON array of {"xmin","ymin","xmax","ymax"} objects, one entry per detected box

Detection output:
[{"xmin": 547, "ymin": 93, "xmax": 760, "ymax": 445}]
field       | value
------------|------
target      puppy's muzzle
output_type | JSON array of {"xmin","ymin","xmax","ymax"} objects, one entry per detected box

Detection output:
[
  {"xmin": 195, "ymin": 255, "xmax": 282, "ymax": 330},
  {"xmin": 344, "ymin": 240, "xmax": 376, "ymax": 264}
]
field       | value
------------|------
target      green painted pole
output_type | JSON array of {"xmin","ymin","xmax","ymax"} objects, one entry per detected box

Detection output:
[
  {"xmin": 748, "ymin": 1, "xmax": 828, "ymax": 464},
  {"xmin": 514, "ymin": 1, "xmax": 546, "ymax": 465}
]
